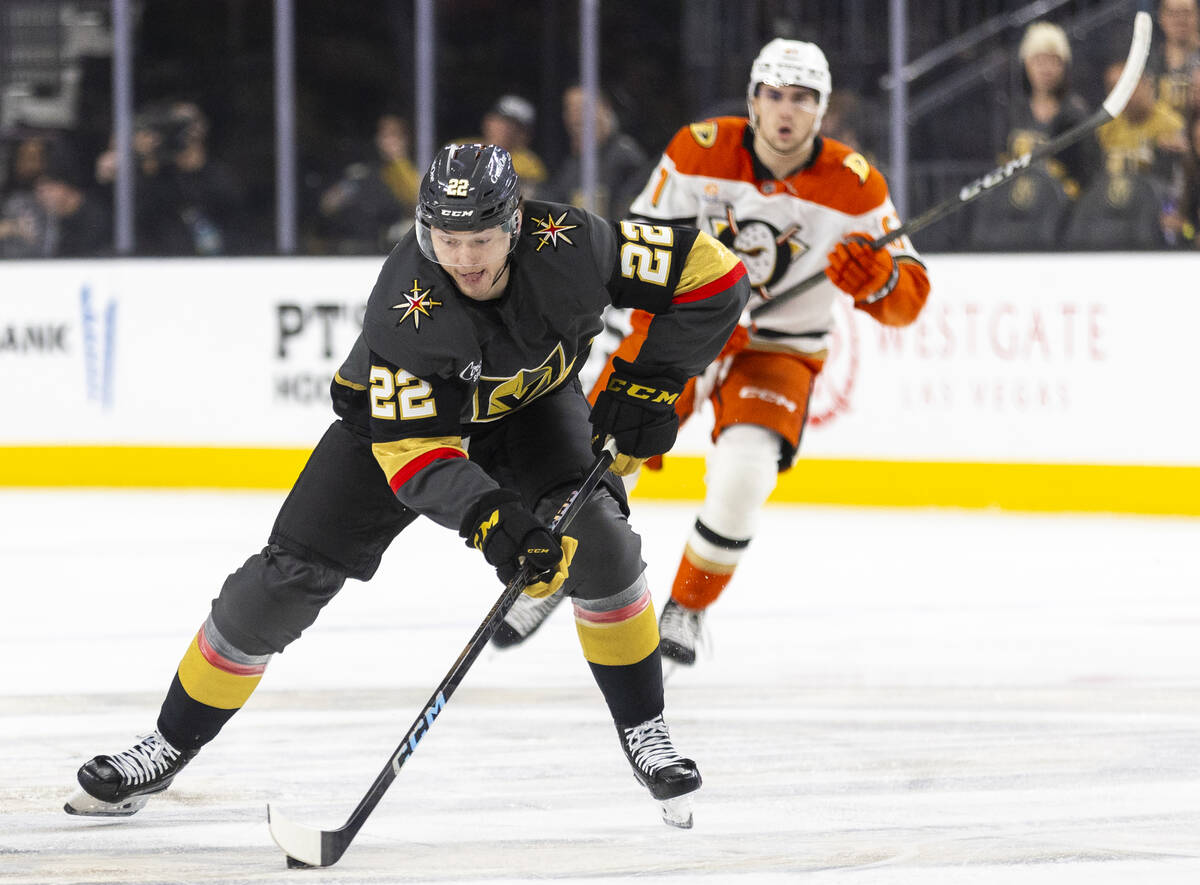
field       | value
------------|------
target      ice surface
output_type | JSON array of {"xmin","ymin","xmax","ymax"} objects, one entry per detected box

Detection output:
[{"xmin": 1, "ymin": 489, "xmax": 1197, "ymax": 883}]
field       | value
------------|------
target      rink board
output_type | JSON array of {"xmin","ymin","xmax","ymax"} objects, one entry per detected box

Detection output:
[{"xmin": 0, "ymin": 253, "xmax": 1196, "ymax": 513}]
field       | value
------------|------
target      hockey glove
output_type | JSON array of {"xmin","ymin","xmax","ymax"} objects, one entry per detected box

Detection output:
[
  {"xmin": 589, "ymin": 357, "xmax": 686, "ymax": 476},
  {"xmin": 825, "ymin": 232, "xmax": 899, "ymax": 304},
  {"xmin": 460, "ymin": 489, "xmax": 577, "ymax": 598}
]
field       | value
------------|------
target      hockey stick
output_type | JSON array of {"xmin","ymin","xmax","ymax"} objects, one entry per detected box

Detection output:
[
  {"xmin": 267, "ymin": 437, "xmax": 619, "ymax": 868},
  {"xmin": 750, "ymin": 8, "xmax": 1153, "ymax": 321}
]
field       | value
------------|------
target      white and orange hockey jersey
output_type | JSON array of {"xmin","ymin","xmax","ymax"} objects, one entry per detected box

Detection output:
[{"xmin": 628, "ymin": 117, "xmax": 929, "ymax": 354}]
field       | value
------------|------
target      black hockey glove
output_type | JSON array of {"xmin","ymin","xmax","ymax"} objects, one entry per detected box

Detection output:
[
  {"xmin": 589, "ymin": 357, "xmax": 686, "ymax": 476},
  {"xmin": 459, "ymin": 489, "xmax": 576, "ymax": 598}
]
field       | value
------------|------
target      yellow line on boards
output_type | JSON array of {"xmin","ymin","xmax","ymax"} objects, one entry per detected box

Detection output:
[
  {"xmin": 2, "ymin": 446, "xmax": 1199, "ymax": 516},
  {"xmin": 0, "ymin": 446, "xmax": 311, "ymax": 490}
]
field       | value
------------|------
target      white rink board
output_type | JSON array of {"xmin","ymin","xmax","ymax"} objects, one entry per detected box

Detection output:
[{"xmin": 1, "ymin": 253, "xmax": 1196, "ymax": 463}]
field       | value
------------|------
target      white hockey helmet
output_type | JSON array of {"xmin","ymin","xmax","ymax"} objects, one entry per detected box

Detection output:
[{"xmin": 747, "ymin": 38, "xmax": 832, "ymax": 131}]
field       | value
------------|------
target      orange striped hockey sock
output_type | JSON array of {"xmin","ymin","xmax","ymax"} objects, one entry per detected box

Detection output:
[{"xmin": 670, "ymin": 519, "xmax": 749, "ymax": 610}]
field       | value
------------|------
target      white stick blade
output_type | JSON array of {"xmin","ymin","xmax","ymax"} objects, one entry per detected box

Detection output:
[
  {"xmin": 267, "ymin": 804, "xmax": 325, "ymax": 867},
  {"xmin": 1102, "ymin": 11, "xmax": 1153, "ymax": 118}
]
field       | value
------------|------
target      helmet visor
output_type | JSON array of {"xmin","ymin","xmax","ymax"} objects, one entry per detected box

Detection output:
[{"xmin": 416, "ymin": 216, "xmax": 518, "ymax": 268}]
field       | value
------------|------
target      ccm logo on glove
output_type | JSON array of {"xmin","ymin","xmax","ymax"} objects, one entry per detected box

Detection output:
[
  {"xmin": 604, "ymin": 376, "xmax": 680, "ymax": 405},
  {"xmin": 590, "ymin": 357, "xmax": 686, "ymax": 476},
  {"xmin": 461, "ymin": 489, "xmax": 576, "ymax": 598}
]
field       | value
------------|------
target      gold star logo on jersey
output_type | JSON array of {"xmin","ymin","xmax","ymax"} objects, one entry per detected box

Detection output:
[
  {"xmin": 391, "ymin": 279, "xmax": 442, "ymax": 330},
  {"xmin": 530, "ymin": 212, "xmax": 578, "ymax": 251}
]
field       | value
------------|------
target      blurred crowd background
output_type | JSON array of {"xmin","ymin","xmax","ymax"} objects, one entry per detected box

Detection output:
[{"xmin": 1, "ymin": 0, "xmax": 1198, "ymax": 258}]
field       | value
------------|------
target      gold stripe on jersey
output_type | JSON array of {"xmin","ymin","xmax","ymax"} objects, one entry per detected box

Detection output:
[
  {"xmin": 177, "ymin": 635, "xmax": 264, "ymax": 710},
  {"xmin": 333, "ymin": 370, "xmax": 366, "ymax": 391},
  {"xmin": 674, "ymin": 231, "xmax": 742, "ymax": 297},
  {"xmin": 372, "ymin": 435, "xmax": 466, "ymax": 485}
]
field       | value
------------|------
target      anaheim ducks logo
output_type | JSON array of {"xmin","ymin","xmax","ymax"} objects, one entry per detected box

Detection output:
[
  {"xmin": 471, "ymin": 342, "xmax": 578, "ymax": 421},
  {"xmin": 709, "ymin": 206, "xmax": 807, "ymax": 297},
  {"xmin": 390, "ymin": 279, "xmax": 442, "ymax": 330},
  {"xmin": 530, "ymin": 211, "xmax": 578, "ymax": 251}
]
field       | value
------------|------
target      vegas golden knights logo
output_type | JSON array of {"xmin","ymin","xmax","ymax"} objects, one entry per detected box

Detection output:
[{"xmin": 471, "ymin": 343, "xmax": 578, "ymax": 422}]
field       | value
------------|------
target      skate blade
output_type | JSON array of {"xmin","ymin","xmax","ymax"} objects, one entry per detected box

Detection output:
[
  {"xmin": 63, "ymin": 785, "xmax": 150, "ymax": 817},
  {"xmin": 659, "ymin": 794, "xmax": 693, "ymax": 829}
]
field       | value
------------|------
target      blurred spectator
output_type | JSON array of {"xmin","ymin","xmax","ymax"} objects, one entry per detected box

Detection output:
[
  {"xmin": 317, "ymin": 112, "xmax": 419, "ymax": 254},
  {"xmin": 2, "ymin": 134, "xmax": 51, "ymax": 199},
  {"xmin": 34, "ymin": 148, "xmax": 111, "ymax": 257},
  {"xmin": 1, "ymin": 142, "xmax": 109, "ymax": 257},
  {"xmin": 0, "ymin": 134, "xmax": 53, "ymax": 257},
  {"xmin": 543, "ymin": 84, "xmax": 650, "ymax": 220},
  {"xmin": 1003, "ymin": 22, "xmax": 1101, "ymax": 200},
  {"xmin": 479, "ymin": 95, "xmax": 548, "ymax": 199},
  {"xmin": 1165, "ymin": 112, "xmax": 1200, "ymax": 245},
  {"xmin": 1097, "ymin": 62, "xmax": 1187, "ymax": 179},
  {"xmin": 1149, "ymin": 0, "xmax": 1200, "ymax": 117},
  {"xmin": 95, "ymin": 100, "xmax": 246, "ymax": 256},
  {"xmin": 0, "ymin": 190, "xmax": 46, "ymax": 258}
]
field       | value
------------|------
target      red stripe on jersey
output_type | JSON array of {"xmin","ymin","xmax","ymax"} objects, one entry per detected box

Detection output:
[
  {"xmin": 388, "ymin": 447, "xmax": 466, "ymax": 493},
  {"xmin": 672, "ymin": 261, "xmax": 746, "ymax": 305}
]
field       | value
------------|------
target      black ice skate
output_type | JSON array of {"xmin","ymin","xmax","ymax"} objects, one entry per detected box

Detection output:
[
  {"xmin": 619, "ymin": 714, "xmax": 702, "ymax": 828},
  {"xmin": 658, "ymin": 598, "xmax": 705, "ymax": 666},
  {"xmin": 491, "ymin": 585, "xmax": 567, "ymax": 648},
  {"xmin": 64, "ymin": 730, "xmax": 196, "ymax": 817}
]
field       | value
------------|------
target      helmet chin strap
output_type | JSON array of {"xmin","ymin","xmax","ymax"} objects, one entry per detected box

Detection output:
[{"xmin": 489, "ymin": 255, "xmax": 513, "ymax": 290}]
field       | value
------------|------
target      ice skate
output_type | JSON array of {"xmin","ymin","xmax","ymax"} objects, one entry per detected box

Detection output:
[
  {"xmin": 64, "ymin": 731, "xmax": 196, "ymax": 817},
  {"xmin": 618, "ymin": 714, "xmax": 701, "ymax": 828},
  {"xmin": 491, "ymin": 586, "xmax": 566, "ymax": 648},
  {"xmin": 658, "ymin": 598, "xmax": 705, "ymax": 666}
]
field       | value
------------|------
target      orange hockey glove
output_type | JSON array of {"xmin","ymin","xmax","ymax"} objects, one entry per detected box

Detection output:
[{"xmin": 825, "ymin": 232, "xmax": 899, "ymax": 304}]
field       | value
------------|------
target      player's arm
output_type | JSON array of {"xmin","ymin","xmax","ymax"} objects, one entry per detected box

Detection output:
[
  {"xmin": 605, "ymin": 220, "xmax": 748, "ymax": 377},
  {"xmin": 366, "ymin": 349, "xmax": 495, "ymax": 529},
  {"xmin": 588, "ymin": 220, "xmax": 748, "ymax": 474},
  {"xmin": 825, "ymin": 187, "xmax": 931, "ymax": 327}
]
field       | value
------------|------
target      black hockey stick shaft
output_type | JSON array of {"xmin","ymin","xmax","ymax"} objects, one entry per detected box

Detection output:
[
  {"xmin": 268, "ymin": 438, "xmax": 618, "ymax": 868},
  {"xmin": 750, "ymin": 9, "xmax": 1152, "ymax": 321}
]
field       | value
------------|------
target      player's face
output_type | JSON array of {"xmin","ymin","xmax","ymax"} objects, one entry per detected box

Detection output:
[
  {"xmin": 430, "ymin": 224, "xmax": 513, "ymax": 301},
  {"xmin": 751, "ymin": 84, "xmax": 820, "ymax": 156}
]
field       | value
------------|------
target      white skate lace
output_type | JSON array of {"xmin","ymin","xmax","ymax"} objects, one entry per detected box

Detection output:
[
  {"xmin": 623, "ymin": 715, "xmax": 685, "ymax": 775},
  {"xmin": 503, "ymin": 587, "xmax": 565, "ymax": 636},
  {"xmin": 104, "ymin": 732, "xmax": 182, "ymax": 786}
]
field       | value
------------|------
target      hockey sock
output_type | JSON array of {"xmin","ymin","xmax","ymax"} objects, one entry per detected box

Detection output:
[
  {"xmin": 587, "ymin": 651, "xmax": 665, "ymax": 728},
  {"xmin": 156, "ymin": 616, "xmax": 271, "ymax": 751},
  {"xmin": 670, "ymin": 519, "xmax": 748, "ymax": 610},
  {"xmin": 573, "ymin": 575, "xmax": 664, "ymax": 725}
]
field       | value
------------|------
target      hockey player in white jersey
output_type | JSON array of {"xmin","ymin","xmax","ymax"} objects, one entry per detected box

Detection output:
[{"xmin": 495, "ymin": 38, "xmax": 932, "ymax": 664}]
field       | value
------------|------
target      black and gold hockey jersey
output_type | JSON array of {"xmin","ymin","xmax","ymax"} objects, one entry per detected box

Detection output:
[{"xmin": 332, "ymin": 200, "xmax": 748, "ymax": 530}]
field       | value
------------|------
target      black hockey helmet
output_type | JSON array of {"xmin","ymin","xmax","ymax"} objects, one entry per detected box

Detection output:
[{"xmin": 415, "ymin": 143, "xmax": 521, "ymax": 264}]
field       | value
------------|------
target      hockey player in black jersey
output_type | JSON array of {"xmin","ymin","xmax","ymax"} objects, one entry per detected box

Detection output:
[{"xmin": 65, "ymin": 144, "xmax": 749, "ymax": 830}]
